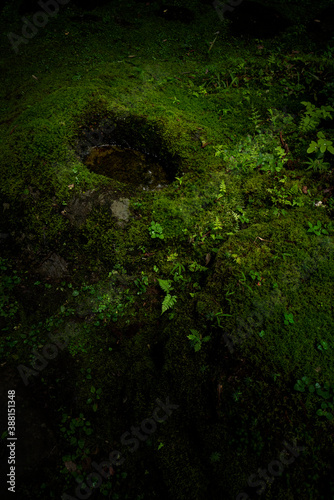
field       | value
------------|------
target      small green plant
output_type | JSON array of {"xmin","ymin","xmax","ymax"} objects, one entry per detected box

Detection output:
[
  {"xmin": 134, "ymin": 272, "xmax": 149, "ymax": 294},
  {"xmin": 294, "ymin": 375, "xmax": 312, "ymax": 392},
  {"xmin": 133, "ymin": 201, "xmax": 143, "ymax": 210},
  {"xmin": 307, "ymin": 131, "xmax": 334, "ymax": 156},
  {"xmin": 60, "ymin": 412, "xmax": 93, "ymax": 465},
  {"xmin": 213, "ymin": 310, "xmax": 233, "ymax": 328},
  {"xmin": 170, "ymin": 262, "xmax": 186, "ymax": 277},
  {"xmin": 87, "ymin": 386, "xmax": 102, "ymax": 413},
  {"xmin": 250, "ymin": 105, "xmax": 262, "ymax": 132},
  {"xmin": 187, "ymin": 328, "xmax": 211, "ymax": 352},
  {"xmin": 294, "ymin": 378, "xmax": 334, "ymax": 421},
  {"xmin": 232, "ymin": 391, "xmax": 242, "ymax": 402},
  {"xmin": 317, "ymin": 340, "xmax": 329, "ymax": 352},
  {"xmin": 299, "ymin": 101, "xmax": 334, "ymax": 133},
  {"xmin": 216, "ymin": 179, "xmax": 226, "ymax": 201},
  {"xmin": 149, "ymin": 221, "xmax": 164, "ymax": 239},
  {"xmin": 210, "ymin": 451, "xmax": 221, "ymax": 463},
  {"xmin": 306, "ymin": 220, "xmax": 329, "ymax": 236},
  {"xmin": 249, "ymin": 270, "xmax": 261, "ymax": 281},
  {"xmin": 157, "ymin": 279, "xmax": 177, "ymax": 314},
  {"xmin": 188, "ymin": 261, "xmax": 208, "ymax": 273},
  {"xmin": 304, "ymin": 131, "xmax": 334, "ymax": 171},
  {"xmin": 169, "ymin": 96, "xmax": 180, "ymax": 104},
  {"xmin": 284, "ymin": 312, "xmax": 294, "ymax": 325},
  {"xmin": 267, "ymin": 176, "xmax": 304, "ymax": 207}
]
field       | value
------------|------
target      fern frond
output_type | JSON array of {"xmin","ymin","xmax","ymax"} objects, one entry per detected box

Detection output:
[
  {"xmin": 219, "ymin": 179, "xmax": 226, "ymax": 193},
  {"xmin": 161, "ymin": 294, "xmax": 177, "ymax": 314},
  {"xmin": 157, "ymin": 279, "xmax": 173, "ymax": 294},
  {"xmin": 213, "ymin": 216, "xmax": 222, "ymax": 231}
]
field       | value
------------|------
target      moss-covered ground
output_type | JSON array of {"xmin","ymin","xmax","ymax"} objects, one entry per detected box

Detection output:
[{"xmin": 0, "ymin": 0, "xmax": 334, "ymax": 498}]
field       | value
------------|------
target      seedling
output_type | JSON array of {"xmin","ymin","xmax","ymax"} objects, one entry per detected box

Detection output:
[
  {"xmin": 284, "ymin": 312, "xmax": 294, "ymax": 325},
  {"xmin": 187, "ymin": 328, "xmax": 211, "ymax": 352},
  {"xmin": 307, "ymin": 221, "xmax": 329, "ymax": 236},
  {"xmin": 149, "ymin": 221, "xmax": 164, "ymax": 239}
]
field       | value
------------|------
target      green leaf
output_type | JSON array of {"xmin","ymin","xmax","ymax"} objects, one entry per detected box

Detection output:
[
  {"xmin": 189, "ymin": 329, "xmax": 200, "ymax": 338},
  {"xmin": 78, "ymin": 439, "xmax": 85, "ymax": 449},
  {"xmin": 294, "ymin": 380, "xmax": 305, "ymax": 392},
  {"xmin": 317, "ymin": 389, "xmax": 331, "ymax": 399},
  {"xmin": 157, "ymin": 279, "xmax": 173, "ymax": 293},
  {"xmin": 72, "ymin": 290, "xmax": 79, "ymax": 297},
  {"xmin": 161, "ymin": 294, "xmax": 177, "ymax": 314}
]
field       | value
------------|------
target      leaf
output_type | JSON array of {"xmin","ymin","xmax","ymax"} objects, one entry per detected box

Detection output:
[
  {"xmin": 307, "ymin": 141, "xmax": 318, "ymax": 153},
  {"xmin": 72, "ymin": 290, "xmax": 79, "ymax": 297},
  {"xmin": 294, "ymin": 381, "xmax": 305, "ymax": 392},
  {"xmin": 189, "ymin": 329, "xmax": 200, "ymax": 337},
  {"xmin": 219, "ymin": 179, "xmax": 226, "ymax": 193},
  {"xmin": 161, "ymin": 294, "xmax": 177, "ymax": 314},
  {"xmin": 78, "ymin": 439, "xmax": 85, "ymax": 449},
  {"xmin": 157, "ymin": 279, "xmax": 173, "ymax": 293}
]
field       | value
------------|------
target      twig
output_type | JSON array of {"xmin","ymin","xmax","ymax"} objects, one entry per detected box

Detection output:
[
  {"xmin": 253, "ymin": 236, "xmax": 273, "ymax": 244},
  {"xmin": 279, "ymin": 130, "xmax": 290, "ymax": 155}
]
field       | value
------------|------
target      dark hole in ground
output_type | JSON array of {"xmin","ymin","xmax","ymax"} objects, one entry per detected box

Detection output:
[
  {"xmin": 84, "ymin": 145, "xmax": 170, "ymax": 192},
  {"xmin": 75, "ymin": 113, "xmax": 180, "ymax": 190}
]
